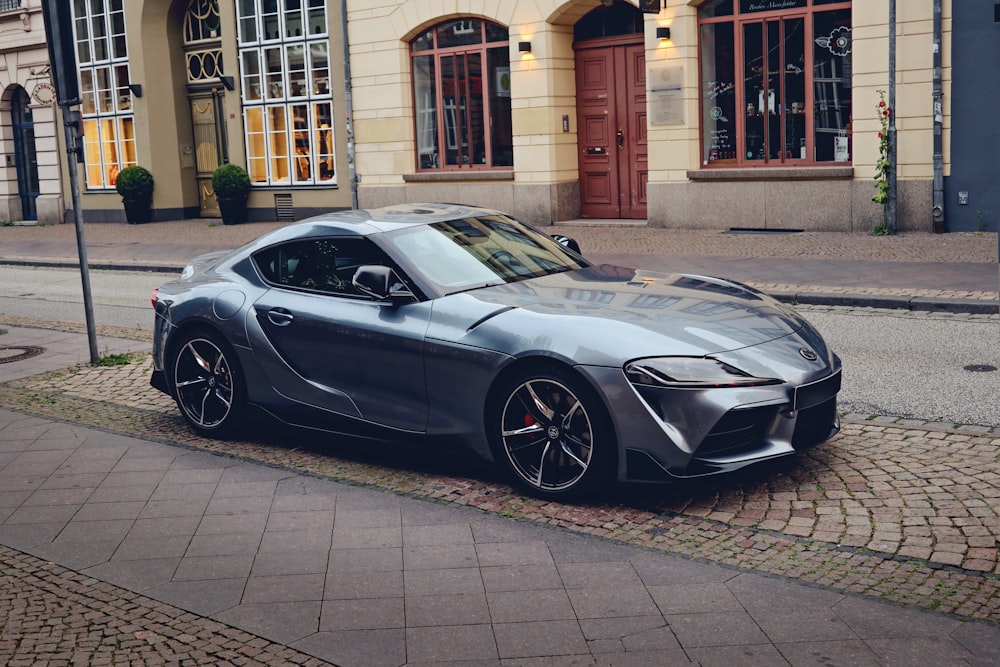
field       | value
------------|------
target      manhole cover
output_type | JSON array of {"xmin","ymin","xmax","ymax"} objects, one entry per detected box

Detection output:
[
  {"xmin": 964, "ymin": 364, "xmax": 997, "ymax": 373},
  {"xmin": 0, "ymin": 346, "xmax": 45, "ymax": 364}
]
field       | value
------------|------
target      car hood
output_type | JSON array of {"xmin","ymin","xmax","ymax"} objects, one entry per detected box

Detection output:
[{"xmin": 427, "ymin": 265, "xmax": 822, "ymax": 365}]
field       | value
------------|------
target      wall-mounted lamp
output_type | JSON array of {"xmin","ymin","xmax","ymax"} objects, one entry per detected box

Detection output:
[
  {"xmin": 518, "ymin": 41, "xmax": 532, "ymax": 53},
  {"xmin": 219, "ymin": 76, "xmax": 235, "ymax": 91},
  {"xmin": 656, "ymin": 26, "xmax": 671, "ymax": 41},
  {"xmin": 128, "ymin": 84, "xmax": 142, "ymax": 98}
]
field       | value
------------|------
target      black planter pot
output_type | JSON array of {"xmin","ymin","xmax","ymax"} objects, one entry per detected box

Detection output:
[
  {"xmin": 218, "ymin": 197, "xmax": 248, "ymax": 225},
  {"xmin": 122, "ymin": 198, "xmax": 152, "ymax": 224}
]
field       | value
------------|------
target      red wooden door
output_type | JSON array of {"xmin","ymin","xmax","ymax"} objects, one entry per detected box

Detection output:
[{"xmin": 575, "ymin": 40, "xmax": 647, "ymax": 219}]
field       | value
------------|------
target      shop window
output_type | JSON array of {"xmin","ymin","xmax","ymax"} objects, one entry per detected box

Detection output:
[
  {"xmin": 72, "ymin": 0, "xmax": 135, "ymax": 190},
  {"xmin": 237, "ymin": 0, "xmax": 335, "ymax": 186},
  {"xmin": 410, "ymin": 19, "xmax": 513, "ymax": 170},
  {"xmin": 698, "ymin": 0, "xmax": 851, "ymax": 167}
]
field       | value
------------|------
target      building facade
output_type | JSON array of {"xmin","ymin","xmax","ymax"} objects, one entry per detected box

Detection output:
[
  {"xmin": 3, "ymin": 0, "xmax": 995, "ymax": 232},
  {"xmin": 10, "ymin": 0, "xmax": 354, "ymax": 224},
  {"xmin": 348, "ymin": 0, "xmax": 966, "ymax": 232},
  {"xmin": 0, "ymin": 0, "xmax": 64, "ymax": 224}
]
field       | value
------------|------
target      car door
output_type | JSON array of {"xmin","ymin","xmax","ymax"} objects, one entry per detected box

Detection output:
[{"xmin": 248, "ymin": 236, "xmax": 433, "ymax": 432}]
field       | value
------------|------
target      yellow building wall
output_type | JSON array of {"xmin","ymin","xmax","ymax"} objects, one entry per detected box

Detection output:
[{"xmin": 347, "ymin": 0, "xmax": 947, "ymax": 229}]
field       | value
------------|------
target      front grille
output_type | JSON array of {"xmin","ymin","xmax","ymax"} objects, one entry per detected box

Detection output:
[
  {"xmin": 792, "ymin": 397, "xmax": 838, "ymax": 449},
  {"xmin": 698, "ymin": 405, "xmax": 777, "ymax": 457}
]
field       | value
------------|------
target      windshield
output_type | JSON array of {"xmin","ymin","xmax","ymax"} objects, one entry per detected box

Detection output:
[{"xmin": 384, "ymin": 214, "xmax": 589, "ymax": 295}]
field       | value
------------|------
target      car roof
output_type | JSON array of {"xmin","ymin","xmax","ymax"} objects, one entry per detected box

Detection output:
[
  {"xmin": 299, "ymin": 202, "xmax": 504, "ymax": 234},
  {"xmin": 235, "ymin": 203, "xmax": 511, "ymax": 252}
]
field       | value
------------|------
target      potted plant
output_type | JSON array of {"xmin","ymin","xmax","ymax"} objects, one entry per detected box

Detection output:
[
  {"xmin": 212, "ymin": 163, "xmax": 252, "ymax": 225},
  {"xmin": 115, "ymin": 165, "xmax": 154, "ymax": 224}
]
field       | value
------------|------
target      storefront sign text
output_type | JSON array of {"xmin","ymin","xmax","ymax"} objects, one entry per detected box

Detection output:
[{"xmin": 740, "ymin": 0, "xmax": 807, "ymax": 13}]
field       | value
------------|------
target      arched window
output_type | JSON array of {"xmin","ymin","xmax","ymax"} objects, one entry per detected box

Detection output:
[
  {"xmin": 184, "ymin": 0, "xmax": 224, "ymax": 83},
  {"xmin": 72, "ymin": 0, "xmax": 136, "ymax": 190},
  {"xmin": 411, "ymin": 19, "xmax": 512, "ymax": 170},
  {"xmin": 698, "ymin": 0, "xmax": 852, "ymax": 167},
  {"xmin": 237, "ymin": 0, "xmax": 335, "ymax": 186}
]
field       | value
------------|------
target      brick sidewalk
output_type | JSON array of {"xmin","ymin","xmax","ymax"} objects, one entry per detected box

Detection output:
[
  {"xmin": 3, "ymin": 336, "xmax": 998, "ymax": 623},
  {"xmin": 0, "ymin": 545, "xmax": 331, "ymax": 666}
]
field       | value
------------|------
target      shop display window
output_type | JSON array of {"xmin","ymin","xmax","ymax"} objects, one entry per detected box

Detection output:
[
  {"xmin": 238, "ymin": 0, "xmax": 335, "ymax": 185},
  {"xmin": 72, "ymin": 0, "xmax": 136, "ymax": 190},
  {"xmin": 410, "ymin": 19, "xmax": 513, "ymax": 171},
  {"xmin": 698, "ymin": 0, "xmax": 851, "ymax": 167}
]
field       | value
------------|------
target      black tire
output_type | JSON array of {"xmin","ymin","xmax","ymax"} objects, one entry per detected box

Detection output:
[
  {"xmin": 169, "ymin": 329, "xmax": 246, "ymax": 438},
  {"xmin": 489, "ymin": 366, "xmax": 614, "ymax": 500}
]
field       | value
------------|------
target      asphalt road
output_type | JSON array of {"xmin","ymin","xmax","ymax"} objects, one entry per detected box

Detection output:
[
  {"xmin": 3, "ymin": 265, "xmax": 998, "ymax": 428},
  {"xmin": 0, "ymin": 265, "xmax": 168, "ymax": 331},
  {"xmin": 801, "ymin": 307, "xmax": 1000, "ymax": 427}
]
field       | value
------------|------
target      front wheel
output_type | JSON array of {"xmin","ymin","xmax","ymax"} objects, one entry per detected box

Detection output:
[
  {"xmin": 169, "ymin": 329, "xmax": 245, "ymax": 438},
  {"xmin": 490, "ymin": 367, "xmax": 613, "ymax": 500}
]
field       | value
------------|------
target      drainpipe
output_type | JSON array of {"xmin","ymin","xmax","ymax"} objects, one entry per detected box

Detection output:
[
  {"xmin": 931, "ymin": 0, "xmax": 945, "ymax": 232},
  {"xmin": 341, "ymin": 0, "xmax": 358, "ymax": 209},
  {"xmin": 887, "ymin": 0, "xmax": 897, "ymax": 235}
]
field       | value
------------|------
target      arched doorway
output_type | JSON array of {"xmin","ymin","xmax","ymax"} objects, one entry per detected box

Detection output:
[
  {"xmin": 11, "ymin": 86, "xmax": 40, "ymax": 221},
  {"xmin": 574, "ymin": 0, "xmax": 646, "ymax": 219},
  {"xmin": 183, "ymin": 0, "xmax": 227, "ymax": 217}
]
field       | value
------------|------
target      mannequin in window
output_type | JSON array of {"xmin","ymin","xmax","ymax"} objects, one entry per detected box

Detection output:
[{"xmin": 294, "ymin": 114, "xmax": 310, "ymax": 179}]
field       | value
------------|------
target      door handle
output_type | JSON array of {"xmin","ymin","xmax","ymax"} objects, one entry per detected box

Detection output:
[
  {"xmin": 616, "ymin": 130, "xmax": 624, "ymax": 149},
  {"xmin": 267, "ymin": 309, "xmax": 294, "ymax": 326}
]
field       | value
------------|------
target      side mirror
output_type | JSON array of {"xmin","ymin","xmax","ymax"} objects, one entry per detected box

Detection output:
[
  {"xmin": 551, "ymin": 234, "xmax": 581, "ymax": 255},
  {"xmin": 352, "ymin": 265, "xmax": 414, "ymax": 302}
]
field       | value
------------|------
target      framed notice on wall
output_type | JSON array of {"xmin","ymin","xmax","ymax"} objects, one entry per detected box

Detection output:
[{"xmin": 649, "ymin": 63, "xmax": 684, "ymax": 126}]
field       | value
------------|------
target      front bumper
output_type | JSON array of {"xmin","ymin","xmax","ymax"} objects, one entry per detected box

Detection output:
[{"xmin": 578, "ymin": 348, "xmax": 841, "ymax": 483}]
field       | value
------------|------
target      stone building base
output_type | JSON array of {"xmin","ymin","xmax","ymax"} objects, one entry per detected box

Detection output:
[{"xmin": 648, "ymin": 177, "xmax": 934, "ymax": 233}]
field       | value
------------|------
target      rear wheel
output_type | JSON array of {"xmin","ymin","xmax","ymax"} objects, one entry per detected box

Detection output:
[
  {"xmin": 490, "ymin": 367, "xmax": 613, "ymax": 500},
  {"xmin": 169, "ymin": 329, "xmax": 245, "ymax": 438}
]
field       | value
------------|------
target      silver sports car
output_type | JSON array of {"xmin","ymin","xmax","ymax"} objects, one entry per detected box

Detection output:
[{"xmin": 151, "ymin": 203, "xmax": 841, "ymax": 499}]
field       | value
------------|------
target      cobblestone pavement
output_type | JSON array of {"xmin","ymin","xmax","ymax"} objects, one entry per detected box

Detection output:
[
  {"xmin": 0, "ymin": 544, "xmax": 333, "ymax": 666},
  {"xmin": 2, "ymin": 220, "xmax": 996, "ymax": 264},
  {"xmin": 2, "ymin": 313, "xmax": 998, "ymax": 629}
]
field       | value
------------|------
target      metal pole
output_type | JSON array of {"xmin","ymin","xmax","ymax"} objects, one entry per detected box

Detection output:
[
  {"xmin": 341, "ymin": 0, "xmax": 358, "ymax": 210},
  {"xmin": 887, "ymin": 0, "xmax": 897, "ymax": 235},
  {"xmin": 931, "ymin": 0, "xmax": 944, "ymax": 233},
  {"xmin": 60, "ymin": 106, "xmax": 100, "ymax": 365}
]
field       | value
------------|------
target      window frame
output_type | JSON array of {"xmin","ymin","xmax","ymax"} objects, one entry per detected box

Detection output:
[
  {"xmin": 71, "ymin": 0, "xmax": 136, "ymax": 191},
  {"xmin": 409, "ymin": 19, "xmax": 513, "ymax": 172},
  {"xmin": 697, "ymin": 0, "xmax": 852, "ymax": 168},
  {"xmin": 237, "ymin": 0, "xmax": 336, "ymax": 187}
]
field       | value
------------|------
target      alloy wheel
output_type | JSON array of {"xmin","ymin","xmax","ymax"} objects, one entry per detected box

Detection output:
[
  {"xmin": 173, "ymin": 337, "xmax": 235, "ymax": 430},
  {"xmin": 500, "ymin": 378, "xmax": 595, "ymax": 492}
]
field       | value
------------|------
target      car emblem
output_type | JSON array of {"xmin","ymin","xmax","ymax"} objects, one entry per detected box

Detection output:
[
  {"xmin": 547, "ymin": 426, "xmax": 560, "ymax": 440},
  {"xmin": 799, "ymin": 348, "xmax": 818, "ymax": 362}
]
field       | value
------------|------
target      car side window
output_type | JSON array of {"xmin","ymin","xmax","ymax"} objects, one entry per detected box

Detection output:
[{"xmin": 253, "ymin": 237, "xmax": 392, "ymax": 298}]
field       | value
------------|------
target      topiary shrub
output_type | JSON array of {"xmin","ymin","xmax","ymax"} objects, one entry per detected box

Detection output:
[
  {"xmin": 115, "ymin": 165, "xmax": 154, "ymax": 202},
  {"xmin": 211, "ymin": 163, "xmax": 252, "ymax": 200},
  {"xmin": 212, "ymin": 163, "xmax": 252, "ymax": 225},
  {"xmin": 115, "ymin": 165, "xmax": 154, "ymax": 224}
]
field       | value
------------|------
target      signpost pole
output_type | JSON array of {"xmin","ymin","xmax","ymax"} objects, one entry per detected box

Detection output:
[{"xmin": 42, "ymin": 0, "xmax": 99, "ymax": 364}]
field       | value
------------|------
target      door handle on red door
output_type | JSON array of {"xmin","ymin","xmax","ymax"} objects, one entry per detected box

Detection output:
[
  {"xmin": 616, "ymin": 130, "xmax": 624, "ymax": 149},
  {"xmin": 267, "ymin": 309, "xmax": 294, "ymax": 326}
]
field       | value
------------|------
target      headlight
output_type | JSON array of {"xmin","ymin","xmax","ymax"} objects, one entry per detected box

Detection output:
[{"xmin": 625, "ymin": 357, "xmax": 781, "ymax": 389}]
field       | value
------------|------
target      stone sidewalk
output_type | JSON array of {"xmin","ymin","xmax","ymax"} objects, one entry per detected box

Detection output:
[
  {"xmin": 2, "ymin": 219, "xmax": 998, "ymax": 313},
  {"xmin": 1, "ymin": 321, "xmax": 999, "ymax": 666}
]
